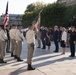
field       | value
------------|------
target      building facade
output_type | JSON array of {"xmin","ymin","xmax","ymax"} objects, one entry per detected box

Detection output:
[
  {"xmin": 0, "ymin": 14, "xmax": 22, "ymax": 25},
  {"xmin": 57, "ymin": 0, "xmax": 76, "ymax": 5}
]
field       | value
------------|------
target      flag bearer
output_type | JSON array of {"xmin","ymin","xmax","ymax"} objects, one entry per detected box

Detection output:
[
  {"xmin": 0, "ymin": 25, "xmax": 7, "ymax": 63},
  {"xmin": 26, "ymin": 24, "xmax": 37, "ymax": 70}
]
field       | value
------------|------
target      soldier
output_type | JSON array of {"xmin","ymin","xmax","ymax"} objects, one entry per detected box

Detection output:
[
  {"xmin": 0, "ymin": 25, "xmax": 7, "ymax": 63},
  {"xmin": 26, "ymin": 24, "xmax": 37, "ymax": 70},
  {"xmin": 15, "ymin": 25, "xmax": 24, "ymax": 62},
  {"xmin": 9, "ymin": 24, "xmax": 17, "ymax": 57}
]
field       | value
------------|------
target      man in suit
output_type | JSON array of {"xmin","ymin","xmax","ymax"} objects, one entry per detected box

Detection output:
[
  {"xmin": 40, "ymin": 26, "xmax": 46, "ymax": 49},
  {"xmin": 53, "ymin": 26, "xmax": 59, "ymax": 52},
  {"xmin": 69, "ymin": 26, "xmax": 76, "ymax": 57},
  {"xmin": 6, "ymin": 25, "xmax": 11, "ymax": 53}
]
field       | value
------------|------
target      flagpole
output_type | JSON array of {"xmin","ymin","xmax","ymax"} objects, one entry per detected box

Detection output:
[{"xmin": 39, "ymin": 9, "xmax": 43, "ymax": 15}]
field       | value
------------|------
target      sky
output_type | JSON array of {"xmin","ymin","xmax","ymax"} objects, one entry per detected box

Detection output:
[{"xmin": 0, "ymin": 0, "xmax": 57, "ymax": 15}]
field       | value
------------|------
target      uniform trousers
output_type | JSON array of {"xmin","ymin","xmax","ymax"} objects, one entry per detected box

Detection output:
[
  {"xmin": 15, "ymin": 41, "xmax": 22, "ymax": 57},
  {"xmin": 0, "ymin": 40, "xmax": 6, "ymax": 59},
  {"xmin": 10, "ymin": 39, "xmax": 16, "ymax": 55},
  {"xmin": 27, "ymin": 43, "xmax": 34, "ymax": 64}
]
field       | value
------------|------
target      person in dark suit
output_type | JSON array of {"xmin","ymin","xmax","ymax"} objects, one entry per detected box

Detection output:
[
  {"xmin": 40, "ymin": 26, "xmax": 46, "ymax": 49},
  {"xmin": 6, "ymin": 25, "xmax": 11, "ymax": 53},
  {"xmin": 53, "ymin": 26, "xmax": 59, "ymax": 52},
  {"xmin": 69, "ymin": 26, "xmax": 76, "ymax": 57}
]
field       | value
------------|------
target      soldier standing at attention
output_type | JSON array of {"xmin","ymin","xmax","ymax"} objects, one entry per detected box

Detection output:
[
  {"xmin": 9, "ymin": 24, "xmax": 17, "ymax": 57},
  {"xmin": 26, "ymin": 24, "xmax": 37, "ymax": 70},
  {"xmin": 15, "ymin": 25, "xmax": 24, "ymax": 62},
  {"xmin": 0, "ymin": 25, "xmax": 7, "ymax": 63}
]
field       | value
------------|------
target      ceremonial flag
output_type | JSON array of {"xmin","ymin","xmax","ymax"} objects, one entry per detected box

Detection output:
[
  {"xmin": 4, "ymin": 2, "xmax": 9, "ymax": 27},
  {"xmin": 32, "ymin": 10, "xmax": 43, "ymax": 30},
  {"xmin": 33, "ymin": 15, "xmax": 40, "ymax": 28}
]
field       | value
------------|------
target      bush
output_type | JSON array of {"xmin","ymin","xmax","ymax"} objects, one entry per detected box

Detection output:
[{"xmin": 22, "ymin": 3, "xmax": 76, "ymax": 28}]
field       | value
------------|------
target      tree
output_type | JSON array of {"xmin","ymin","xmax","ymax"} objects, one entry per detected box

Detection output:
[
  {"xmin": 22, "ymin": 3, "xmax": 76, "ymax": 28},
  {"xmin": 25, "ymin": 4, "xmax": 35, "ymax": 12},
  {"xmin": 41, "ymin": 3, "xmax": 67, "ymax": 27},
  {"xmin": 25, "ymin": 2, "xmax": 46, "ymax": 13}
]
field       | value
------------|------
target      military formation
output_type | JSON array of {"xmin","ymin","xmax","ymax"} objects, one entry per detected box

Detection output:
[
  {"xmin": 0, "ymin": 23, "xmax": 76, "ymax": 71},
  {"xmin": 0, "ymin": 24, "xmax": 24, "ymax": 63}
]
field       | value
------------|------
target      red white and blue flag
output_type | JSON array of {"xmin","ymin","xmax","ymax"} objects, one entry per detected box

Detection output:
[{"xmin": 4, "ymin": 2, "xmax": 9, "ymax": 27}]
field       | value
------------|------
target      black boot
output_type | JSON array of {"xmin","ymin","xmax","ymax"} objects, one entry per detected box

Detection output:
[
  {"xmin": 27, "ymin": 64, "xmax": 35, "ymax": 70},
  {"xmin": 11, "ymin": 52, "xmax": 14, "ymax": 57},
  {"xmin": 17, "ymin": 57, "xmax": 23, "ymax": 62},
  {"xmin": 14, "ymin": 55, "xmax": 17, "ymax": 59},
  {"xmin": 0, "ymin": 59, "xmax": 7, "ymax": 63}
]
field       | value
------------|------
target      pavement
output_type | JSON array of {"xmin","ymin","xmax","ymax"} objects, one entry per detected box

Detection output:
[{"xmin": 0, "ymin": 40, "xmax": 76, "ymax": 75}]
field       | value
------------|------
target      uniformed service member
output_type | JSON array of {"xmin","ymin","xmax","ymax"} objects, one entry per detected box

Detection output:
[
  {"xmin": 9, "ymin": 24, "xmax": 17, "ymax": 57},
  {"xmin": 15, "ymin": 25, "xmax": 24, "ymax": 62},
  {"xmin": 26, "ymin": 24, "xmax": 37, "ymax": 70},
  {"xmin": 0, "ymin": 25, "xmax": 7, "ymax": 63}
]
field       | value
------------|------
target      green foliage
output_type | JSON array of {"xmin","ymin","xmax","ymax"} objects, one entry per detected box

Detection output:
[
  {"xmin": 25, "ymin": 2, "xmax": 46, "ymax": 13},
  {"xmin": 25, "ymin": 4, "xmax": 35, "ymax": 12},
  {"xmin": 22, "ymin": 3, "xmax": 76, "ymax": 28},
  {"xmin": 41, "ymin": 3, "xmax": 66, "ymax": 27},
  {"xmin": 22, "ymin": 11, "xmax": 39, "ymax": 28}
]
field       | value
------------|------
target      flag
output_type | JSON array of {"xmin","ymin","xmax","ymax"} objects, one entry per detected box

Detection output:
[
  {"xmin": 32, "ymin": 10, "xmax": 43, "ymax": 30},
  {"xmin": 32, "ymin": 12, "xmax": 41, "ymax": 30},
  {"xmin": 4, "ymin": 2, "xmax": 9, "ymax": 27}
]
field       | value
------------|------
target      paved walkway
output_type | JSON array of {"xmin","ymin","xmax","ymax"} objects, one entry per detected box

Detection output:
[{"xmin": 0, "ymin": 40, "xmax": 76, "ymax": 75}]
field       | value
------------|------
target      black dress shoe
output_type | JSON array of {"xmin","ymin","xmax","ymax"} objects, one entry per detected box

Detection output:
[
  {"xmin": 17, "ymin": 57, "xmax": 23, "ymax": 62},
  {"xmin": 53, "ymin": 51, "xmax": 58, "ymax": 53},
  {"xmin": 37, "ymin": 47, "xmax": 40, "ymax": 48},
  {"xmin": 66, "ymin": 46, "xmax": 69, "ymax": 48},
  {"xmin": 69, "ymin": 55, "xmax": 75, "ymax": 57},
  {"xmin": 42, "ymin": 48, "xmax": 46, "ymax": 49}
]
